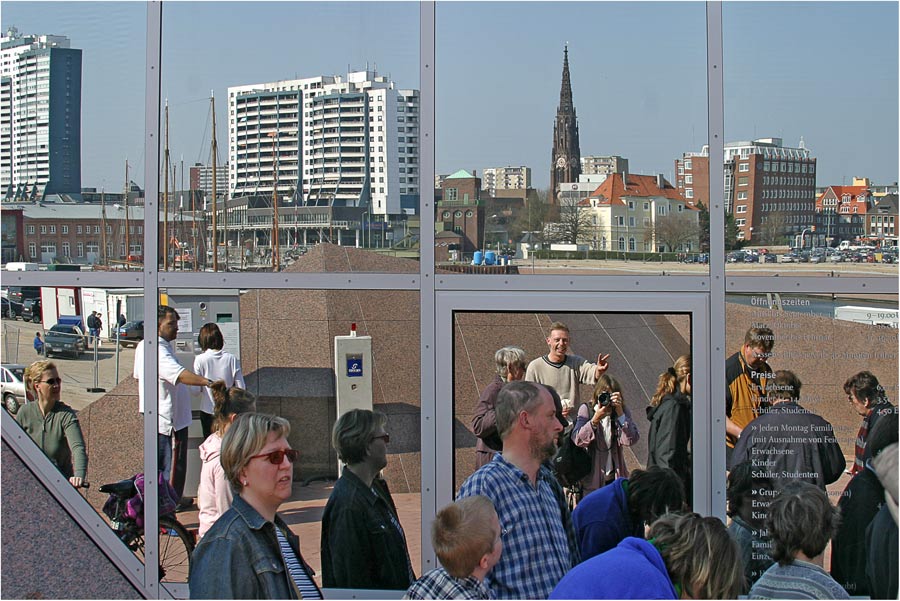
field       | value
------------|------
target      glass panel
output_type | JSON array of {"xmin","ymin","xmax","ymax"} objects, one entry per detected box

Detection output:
[
  {"xmin": 1, "ymin": 286, "xmax": 146, "ymax": 570},
  {"xmin": 1, "ymin": 2, "xmax": 147, "ymax": 270},
  {"xmin": 159, "ymin": 2, "xmax": 420, "ymax": 273},
  {"xmin": 724, "ymin": 292, "xmax": 898, "ymax": 591},
  {"xmin": 724, "ymin": 2, "xmax": 899, "ymax": 276},
  {"xmin": 453, "ymin": 311, "xmax": 694, "ymax": 507},
  {"xmin": 162, "ymin": 287, "xmax": 421, "ymax": 589},
  {"xmin": 437, "ymin": 2, "xmax": 709, "ymax": 275}
]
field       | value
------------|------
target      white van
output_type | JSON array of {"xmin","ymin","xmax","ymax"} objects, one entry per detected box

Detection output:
[{"xmin": 5, "ymin": 262, "xmax": 40, "ymax": 272}]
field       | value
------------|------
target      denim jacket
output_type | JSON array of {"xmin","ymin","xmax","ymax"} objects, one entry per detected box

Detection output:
[{"xmin": 190, "ymin": 494, "xmax": 321, "ymax": 599}]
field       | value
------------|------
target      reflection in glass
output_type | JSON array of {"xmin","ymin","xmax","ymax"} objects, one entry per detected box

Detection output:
[
  {"xmin": 724, "ymin": 2, "xmax": 898, "ymax": 277},
  {"xmin": 158, "ymin": 287, "xmax": 422, "ymax": 583},
  {"xmin": 437, "ymin": 2, "xmax": 709, "ymax": 275},
  {"xmin": 453, "ymin": 311, "xmax": 693, "ymax": 507},
  {"xmin": 160, "ymin": 2, "xmax": 420, "ymax": 272},
  {"xmin": 724, "ymin": 293, "xmax": 899, "ymax": 588},
  {"xmin": 1, "ymin": 3, "xmax": 146, "ymax": 269}
]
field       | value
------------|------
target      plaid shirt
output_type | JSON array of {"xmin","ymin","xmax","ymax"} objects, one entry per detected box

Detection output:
[
  {"xmin": 404, "ymin": 568, "xmax": 492, "ymax": 600},
  {"xmin": 457, "ymin": 454, "xmax": 579, "ymax": 600}
]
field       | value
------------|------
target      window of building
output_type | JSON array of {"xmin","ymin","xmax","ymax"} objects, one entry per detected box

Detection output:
[
  {"xmin": 737, "ymin": 191, "xmax": 748, "ymax": 200},
  {"xmin": 684, "ymin": 159, "xmax": 692, "ymax": 170},
  {"xmin": 736, "ymin": 205, "xmax": 747, "ymax": 214},
  {"xmin": 629, "ymin": 217, "xmax": 635, "ymax": 227},
  {"xmin": 76, "ymin": 243, "xmax": 84, "ymax": 257},
  {"xmin": 27, "ymin": 225, "xmax": 35, "ymax": 234},
  {"xmin": 738, "ymin": 177, "xmax": 748, "ymax": 186},
  {"xmin": 643, "ymin": 202, "xmax": 650, "ymax": 211},
  {"xmin": 62, "ymin": 242, "xmax": 70, "ymax": 257},
  {"xmin": 61, "ymin": 225, "xmax": 69, "ymax": 234},
  {"xmin": 738, "ymin": 163, "xmax": 749, "ymax": 172},
  {"xmin": 685, "ymin": 175, "xmax": 693, "ymax": 184},
  {"xmin": 628, "ymin": 201, "xmax": 634, "ymax": 210},
  {"xmin": 735, "ymin": 218, "xmax": 746, "ymax": 226},
  {"xmin": 40, "ymin": 225, "xmax": 47, "ymax": 234},
  {"xmin": 657, "ymin": 206, "xmax": 667, "ymax": 216},
  {"xmin": 29, "ymin": 243, "xmax": 36, "ymax": 258},
  {"xmin": 616, "ymin": 215, "xmax": 625, "ymax": 226},
  {"xmin": 49, "ymin": 225, "xmax": 57, "ymax": 234}
]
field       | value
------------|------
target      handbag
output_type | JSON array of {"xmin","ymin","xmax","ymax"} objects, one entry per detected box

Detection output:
[{"xmin": 552, "ymin": 434, "xmax": 592, "ymax": 488}]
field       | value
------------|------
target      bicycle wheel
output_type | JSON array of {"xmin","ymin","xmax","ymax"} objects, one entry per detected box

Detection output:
[{"xmin": 158, "ymin": 515, "xmax": 194, "ymax": 583}]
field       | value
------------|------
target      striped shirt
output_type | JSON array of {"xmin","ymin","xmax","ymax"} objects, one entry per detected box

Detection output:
[
  {"xmin": 457, "ymin": 454, "xmax": 579, "ymax": 600},
  {"xmin": 276, "ymin": 528, "xmax": 322, "ymax": 599},
  {"xmin": 749, "ymin": 560, "xmax": 850, "ymax": 599}
]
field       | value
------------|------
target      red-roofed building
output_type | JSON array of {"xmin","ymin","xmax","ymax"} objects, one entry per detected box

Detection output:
[
  {"xmin": 814, "ymin": 185, "xmax": 873, "ymax": 245},
  {"xmin": 578, "ymin": 173, "xmax": 699, "ymax": 253}
]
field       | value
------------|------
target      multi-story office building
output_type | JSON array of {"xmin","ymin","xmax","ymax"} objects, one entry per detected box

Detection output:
[
  {"xmin": 190, "ymin": 162, "xmax": 229, "ymax": 203},
  {"xmin": 228, "ymin": 69, "xmax": 419, "ymax": 218},
  {"xmin": 481, "ymin": 166, "xmax": 531, "ymax": 195},
  {"xmin": 581, "ymin": 155, "xmax": 628, "ymax": 177},
  {"xmin": 1, "ymin": 28, "xmax": 81, "ymax": 200},
  {"xmin": 675, "ymin": 138, "xmax": 816, "ymax": 243},
  {"xmin": 813, "ymin": 184, "xmax": 874, "ymax": 246}
]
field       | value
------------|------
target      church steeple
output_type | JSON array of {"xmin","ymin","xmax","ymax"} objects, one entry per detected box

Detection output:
[
  {"xmin": 559, "ymin": 45, "xmax": 574, "ymax": 114},
  {"xmin": 550, "ymin": 45, "xmax": 581, "ymax": 206}
]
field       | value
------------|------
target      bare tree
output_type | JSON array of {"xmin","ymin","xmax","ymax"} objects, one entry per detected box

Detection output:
[
  {"xmin": 510, "ymin": 188, "xmax": 549, "ymax": 246},
  {"xmin": 555, "ymin": 195, "xmax": 594, "ymax": 245},
  {"xmin": 756, "ymin": 212, "xmax": 791, "ymax": 246},
  {"xmin": 651, "ymin": 213, "xmax": 700, "ymax": 252}
]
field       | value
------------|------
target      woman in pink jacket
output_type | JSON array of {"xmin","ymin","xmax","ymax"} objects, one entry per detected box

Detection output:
[
  {"xmin": 197, "ymin": 381, "xmax": 257, "ymax": 538},
  {"xmin": 572, "ymin": 374, "xmax": 640, "ymax": 495}
]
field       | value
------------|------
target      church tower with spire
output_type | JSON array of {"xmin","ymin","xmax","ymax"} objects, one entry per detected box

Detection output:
[{"xmin": 549, "ymin": 45, "xmax": 581, "ymax": 206}]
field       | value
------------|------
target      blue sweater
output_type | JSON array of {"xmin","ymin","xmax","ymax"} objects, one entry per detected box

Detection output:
[
  {"xmin": 572, "ymin": 477, "xmax": 637, "ymax": 561},
  {"xmin": 550, "ymin": 537, "xmax": 677, "ymax": 600}
]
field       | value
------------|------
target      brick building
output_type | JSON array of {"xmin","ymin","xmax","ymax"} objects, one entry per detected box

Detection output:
[
  {"xmin": 814, "ymin": 185, "xmax": 873, "ymax": 245},
  {"xmin": 675, "ymin": 138, "xmax": 816, "ymax": 243},
  {"xmin": 434, "ymin": 169, "xmax": 484, "ymax": 254}
]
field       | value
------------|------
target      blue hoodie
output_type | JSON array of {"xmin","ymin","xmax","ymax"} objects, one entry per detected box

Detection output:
[
  {"xmin": 572, "ymin": 477, "xmax": 638, "ymax": 561},
  {"xmin": 550, "ymin": 537, "xmax": 677, "ymax": 600}
]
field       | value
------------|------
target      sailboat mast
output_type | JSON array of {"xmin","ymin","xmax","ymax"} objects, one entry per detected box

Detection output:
[
  {"xmin": 164, "ymin": 99, "xmax": 170, "ymax": 271},
  {"xmin": 100, "ymin": 188, "xmax": 107, "ymax": 266},
  {"xmin": 211, "ymin": 92, "xmax": 219, "ymax": 272},
  {"xmin": 124, "ymin": 159, "xmax": 130, "ymax": 265}
]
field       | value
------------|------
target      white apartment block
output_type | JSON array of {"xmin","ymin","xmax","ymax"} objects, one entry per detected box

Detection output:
[
  {"xmin": 190, "ymin": 162, "xmax": 229, "ymax": 202},
  {"xmin": 1, "ymin": 28, "xmax": 81, "ymax": 199},
  {"xmin": 481, "ymin": 166, "xmax": 531, "ymax": 195},
  {"xmin": 228, "ymin": 69, "xmax": 419, "ymax": 216},
  {"xmin": 581, "ymin": 155, "xmax": 629, "ymax": 177}
]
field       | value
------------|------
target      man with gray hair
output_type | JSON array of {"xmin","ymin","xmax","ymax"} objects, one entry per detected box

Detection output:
[
  {"xmin": 458, "ymin": 381, "xmax": 579, "ymax": 599},
  {"xmin": 472, "ymin": 346, "xmax": 527, "ymax": 468}
]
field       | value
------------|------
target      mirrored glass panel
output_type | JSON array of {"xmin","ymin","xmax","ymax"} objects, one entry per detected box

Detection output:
[
  {"xmin": 159, "ymin": 2, "xmax": 420, "ymax": 273},
  {"xmin": 453, "ymin": 311, "xmax": 695, "ymax": 509},
  {"xmin": 1, "ymin": 2, "xmax": 147, "ymax": 270},
  {"xmin": 724, "ymin": 292, "xmax": 898, "ymax": 591},
  {"xmin": 724, "ymin": 2, "xmax": 899, "ymax": 277},
  {"xmin": 1, "ymin": 286, "xmax": 146, "ymax": 570},
  {"xmin": 159, "ymin": 287, "xmax": 422, "ymax": 587},
  {"xmin": 437, "ymin": 2, "xmax": 709, "ymax": 276}
]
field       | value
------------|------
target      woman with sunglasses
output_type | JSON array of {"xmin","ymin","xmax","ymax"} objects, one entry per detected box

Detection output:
[
  {"xmin": 16, "ymin": 359, "xmax": 87, "ymax": 487},
  {"xmin": 196, "ymin": 381, "xmax": 256, "ymax": 539},
  {"xmin": 321, "ymin": 408, "xmax": 415, "ymax": 590},
  {"xmin": 190, "ymin": 413, "xmax": 322, "ymax": 599}
]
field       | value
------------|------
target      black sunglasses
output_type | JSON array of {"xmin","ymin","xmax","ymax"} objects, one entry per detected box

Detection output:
[
  {"xmin": 40, "ymin": 378, "xmax": 63, "ymax": 386},
  {"xmin": 249, "ymin": 448, "xmax": 300, "ymax": 465}
]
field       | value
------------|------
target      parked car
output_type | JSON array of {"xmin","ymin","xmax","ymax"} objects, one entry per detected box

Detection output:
[
  {"xmin": 1, "ymin": 363, "xmax": 27, "ymax": 415},
  {"xmin": 829, "ymin": 251, "xmax": 846, "ymax": 263},
  {"xmin": 116, "ymin": 320, "xmax": 144, "ymax": 348},
  {"xmin": 780, "ymin": 252, "xmax": 799, "ymax": 263},
  {"xmin": 6, "ymin": 286, "xmax": 40, "ymax": 306},
  {"xmin": 1, "ymin": 297, "xmax": 24, "ymax": 319},
  {"xmin": 21, "ymin": 297, "xmax": 42, "ymax": 323},
  {"xmin": 763, "ymin": 253, "xmax": 778, "ymax": 263},
  {"xmin": 726, "ymin": 251, "xmax": 745, "ymax": 263},
  {"xmin": 743, "ymin": 252, "xmax": 760, "ymax": 263},
  {"xmin": 44, "ymin": 324, "xmax": 87, "ymax": 359}
]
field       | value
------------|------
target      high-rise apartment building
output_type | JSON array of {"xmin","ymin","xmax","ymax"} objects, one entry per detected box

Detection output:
[
  {"xmin": 481, "ymin": 166, "xmax": 531, "ymax": 195},
  {"xmin": 228, "ymin": 69, "xmax": 419, "ymax": 217},
  {"xmin": 581, "ymin": 155, "xmax": 628, "ymax": 177},
  {"xmin": 675, "ymin": 138, "xmax": 816, "ymax": 243},
  {"xmin": 1, "ymin": 27, "xmax": 82, "ymax": 200},
  {"xmin": 189, "ymin": 162, "xmax": 229, "ymax": 203}
]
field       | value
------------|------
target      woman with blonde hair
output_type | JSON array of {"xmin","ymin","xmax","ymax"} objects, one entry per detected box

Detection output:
[
  {"xmin": 196, "ymin": 381, "xmax": 257, "ymax": 538},
  {"xmin": 15, "ymin": 359, "xmax": 87, "ymax": 487},
  {"xmin": 647, "ymin": 354, "xmax": 692, "ymax": 500},
  {"xmin": 572, "ymin": 374, "xmax": 639, "ymax": 495},
  {"xmin": 190, "ymin": 413, "xmax": 321, "ymax": 599}
]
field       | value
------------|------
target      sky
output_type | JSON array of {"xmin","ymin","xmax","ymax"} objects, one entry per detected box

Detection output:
[{"xmin": 3, "ymin": 1, "xmax": 897, "ymax": 193}]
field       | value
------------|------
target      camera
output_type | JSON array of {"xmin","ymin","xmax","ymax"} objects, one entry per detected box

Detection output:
[{"xmin": 597, "ymin": 391, "xmax": 612, "ymax": 407}]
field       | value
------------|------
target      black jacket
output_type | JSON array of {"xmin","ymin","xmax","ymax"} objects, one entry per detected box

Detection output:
[
  {"xmin": 730, "ymin": 401, "xmax": 845, "ymax": 527},
  {"xmin": 646, "ymin": 391, "xmax": 692, "ymax": 496},
  {"xmin": 831, "ymin": 467, "xmax": 884, "ymax": 596},
  {"xmin": 321, "ymin": 469, "xmax": 414, "ymax": 590}
]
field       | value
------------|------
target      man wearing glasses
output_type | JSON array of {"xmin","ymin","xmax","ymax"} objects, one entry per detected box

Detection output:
[{"xmin": 725, "ymin": 326, "xmax": 775, "ymax": 463}]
